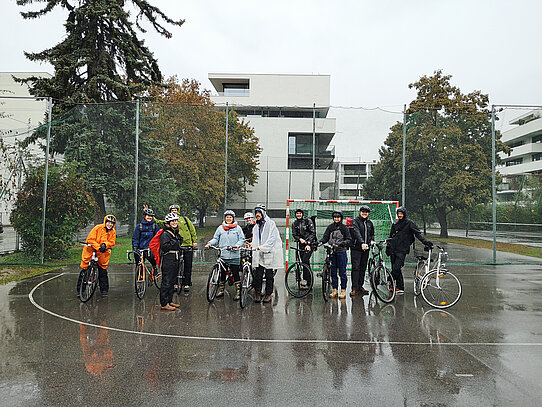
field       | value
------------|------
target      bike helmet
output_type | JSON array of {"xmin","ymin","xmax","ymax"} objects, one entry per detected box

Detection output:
[
  {"xmin": 331, "ymin": 211, "xmax": 343, "ymax": 219},
  {"xmin": 359, "ymin": 205, "xmax": 371, "ymax": 213},
  {"xmin": 165, "ymin": 212, "xmax": 179, "ymax": 223},
  {"xmin": 169, "ymin": 204, "xmax": 180, "ymax": 211},
  {"xmin": 243, "ymin": 212, "xmax": 254, "ymax": 220},
  {"xmin": 224, "ymin": 209, "xmax": 236, "ymax": 218},
  {"xmin": 143, "ymin": 208, "xmax": 155, "ymax": 217},
  {"xmin": 105, "ymin": 214, "xmax": 117, "ymax": 224}
]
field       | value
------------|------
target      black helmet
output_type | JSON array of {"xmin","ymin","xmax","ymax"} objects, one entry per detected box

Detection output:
[
  {"xmin": 331, "ymin": 211, "xmax": 343, "ymax": 219},
  {"xmin": 359, "ymin": 205, "xmax": 371, "ymax": 213},
  {"xmin": 143, "ymin": 208, "xmax": 155, "ymax": 217},
  {"xmin": 396, "ymin": 206, "xmax": 407, "ymax": 217}
]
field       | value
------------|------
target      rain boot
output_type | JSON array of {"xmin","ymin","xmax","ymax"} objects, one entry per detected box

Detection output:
[
  {"xmin": 216, "ymin": 282, "xmax": 225, "ymax": 298},
  {"xmin": 329, "ymin": 289, "xmax": 338, "ymax": 298},
  {"xmin": 233, "ymin": 282, "xmax": 241, "ymax": 301}
]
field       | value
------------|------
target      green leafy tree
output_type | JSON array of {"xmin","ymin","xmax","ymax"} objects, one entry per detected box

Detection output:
[
  {"xmin": 10, "ymin": 164, "xmax": 97, "ymax": 259},
  {"xmin": 16, "ymin": 0, "xmax": 183, "ymax": 217},
  {"xmin": 364, "ymin": 70, "xmax": 508, "ymax": 237},
  {"xmin": 146, "ymin": 77, "xmax": 261, "ymax": 226}
]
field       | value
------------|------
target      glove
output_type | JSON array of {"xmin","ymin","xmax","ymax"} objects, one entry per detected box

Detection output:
[
  {"xmin": 425, "ymin": 241, "xmax": 433, "ymax": 249},
  {"xmin": 99, "ymin": 243, "xmax": 107, "ymax": 253}
]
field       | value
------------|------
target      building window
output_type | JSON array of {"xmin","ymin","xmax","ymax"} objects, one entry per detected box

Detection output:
[
  {"xmin": 508, "ymin": 140, "xmax": 525, "ymax": 148},
  {"xmin": 343, "ymin": 164, "xmax": 366, "ymax": 175},
  {"xmin": 533, "ymin": 134, "xmax": 542, "ymax": 144},
  {"xmin": 343, "ymin": 177, "xmax": 366, "ymax": 185},
  {"xmin": 533, "ymin": 153, "xmax": 542, "ymax": 162},
  {"xmin": 223, "ymin": 82, "xmax": 249, "ymax": 97},
  {"xmin": 505, "ymin": 158, "xmax": 523, "ymax": 166}
]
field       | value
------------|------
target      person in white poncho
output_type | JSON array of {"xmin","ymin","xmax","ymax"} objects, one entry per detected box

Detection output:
[{"xmin": 251, "ymin": 204, "xmax": 284, "ymax": 303}]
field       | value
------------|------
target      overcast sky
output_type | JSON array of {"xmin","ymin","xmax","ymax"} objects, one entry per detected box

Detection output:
[{"xmin": 2, "ymin": 0, "xmax": 541, "ymax": 160}]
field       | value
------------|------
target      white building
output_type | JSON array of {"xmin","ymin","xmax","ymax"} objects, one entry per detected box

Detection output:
[
  {"xmin": 334, "ymin": 160, "xmax": 376, "ymax": 199},
  {"xmin": 0, "ymin": 72, "xmax": 51, "ymax": 225},
  {"xmin": 498, "ymin": 109, "xmax": 542, "ymax": 200},
  {"xmin": 209, "ymin": 73, "xmax": 337, "ymax": 216}
]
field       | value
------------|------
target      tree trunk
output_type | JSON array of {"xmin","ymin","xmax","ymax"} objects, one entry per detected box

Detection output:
[
  {"xmin": 435, "ymin": 207, "xmax": 448, "ymax": 238},
  {"xmin": 94, "ymin": 192, "xmax": 106, "ymax": 223},
  {"xmin": 197, "ymin": 204, "xmax": 207, "ymax": 228},
  {"xmin": 421, "ymin": 206, "xmax": 427, "ymax": 235}
]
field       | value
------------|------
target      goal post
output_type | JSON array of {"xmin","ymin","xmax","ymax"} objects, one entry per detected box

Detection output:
[{"xmin": 285, "ymin": 199, "xmax": 399, "ymax": 271}]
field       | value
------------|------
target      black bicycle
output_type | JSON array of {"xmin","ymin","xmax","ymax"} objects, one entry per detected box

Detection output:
[
  {"xmin": 239, "ymin": 246, "xmax": 258, "ymax": 308},
  {"xmin": 318, "ymin": 243, "xmax": 335, "ymax": 302},
  {"xmin": 175, "ymin": 247, "xmax": 197, "ymax": 295},
  {"xmin": 285, "ymin": 243, "xmax": 314, "ymax": 298},
  {"xmin": 367, "ymin": 240, "xmax": 395, "ymax": 303},
  {"xmin": 79, "ymin": 243, "xmax": 110, "ymax": 303}
]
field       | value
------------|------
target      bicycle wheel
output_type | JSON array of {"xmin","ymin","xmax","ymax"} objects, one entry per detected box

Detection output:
[
  {"xmin": 79, "ymin": 263, "xmax": 98, "ymax": 303},
  {"xmin": 371, "ymin": 265, "xmax": 395, "ymax": 303},
  {"xmin": 321, "ymin": 265, "xmax": 331, "ymax": 302},
  {"xmin": 413, "ymin": 262, "xmax": 424, "ymax": 296},
  {"xmin": 420, "ymin": 269, "xmax": 462, "ymax": 309},
  {"xmin": 134, "ymin": 264, "xmax": 147, "ymax": 299},
  {"xmin": 153, "ymin": 268, "xmax": 162, "ymax": 289},
  {"xmin": 206, "ymin": 265, "xmax": 220, "ymax": 303},
  {"xmin": 176, "ymin": 261, "xmax": 184, "ymax": 295},
  {"xmin": 285, "ymin": 262, "xmax": 313, "ymax": 298},
  {"xmin": 240, "ymin": 264, "xmax": 252, "ymax": 309}
]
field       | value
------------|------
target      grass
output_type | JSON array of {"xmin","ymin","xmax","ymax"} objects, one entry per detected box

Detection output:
[
  {"xmin": 0, "ymin": 226, "xmax": 216, "ymax": 284},
  {"xmin": 427, "ymin": 233, "xmax": 542, "ymax": 259}
]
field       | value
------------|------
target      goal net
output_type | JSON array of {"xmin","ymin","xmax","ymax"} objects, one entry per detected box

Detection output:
[{"xmin": 285, "ymin": 199, "xmax": 399, "ymax": 270}]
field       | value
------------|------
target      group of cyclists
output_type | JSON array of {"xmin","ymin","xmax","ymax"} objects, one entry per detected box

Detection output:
[{"xmin": 77, "ymin": 202, "xmax": 432, "ymax": 309}]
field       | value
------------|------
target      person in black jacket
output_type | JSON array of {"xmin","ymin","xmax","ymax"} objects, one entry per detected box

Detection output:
[
  {"xmin": 387, "ymin": 206, "xmax": 432, "ymax": 293},
  {"xmin": 159, "ymin": 213, "xmax": 183, "ymax": 310},
  {"xmin": 291, "ymin": 208, "xmax": 317, "ymax": 287},
  {"xmin": 350, "ymin": 205, "xmax": 375, "ymax": 297},
  {"xmin": 242, "ymin": 212, "xmax": 256, "ymax": 242},
  {"xmin": 319, "ymin": 211, "xmax": 351, "ymax": 299}
]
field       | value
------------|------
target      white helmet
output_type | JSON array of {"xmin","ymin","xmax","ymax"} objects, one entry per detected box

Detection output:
[
  {"xmin": 165, "ymin": 213, "xmax": 179, "ymax": 223},
  {"xmin": 244, "ymin": 212, "xmax": 254, "ymax": 220}
]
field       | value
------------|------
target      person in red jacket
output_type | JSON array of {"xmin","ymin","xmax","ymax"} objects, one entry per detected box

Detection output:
[{"xmin": 77, "ymin": 215, "xmax": 117, "ymax": 296}]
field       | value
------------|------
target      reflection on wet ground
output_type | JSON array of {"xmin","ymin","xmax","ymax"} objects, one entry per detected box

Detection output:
[{"xmin": 1, "ymin": 242, "xmax": 542, "ymax": 406}]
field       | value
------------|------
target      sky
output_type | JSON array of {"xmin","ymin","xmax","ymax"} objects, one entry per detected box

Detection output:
[{"xmin": 2, "ymin": 0, "xmax": 542, "ymax": 161}]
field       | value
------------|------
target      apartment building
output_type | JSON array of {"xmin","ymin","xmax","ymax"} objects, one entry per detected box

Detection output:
[
  {"xmin": 334, "ymin": 160, "xmax": 375, "ymax": 199},
  {"xmin": 209, "ymin": 73, "xmax": 337, "ymax": 216}
]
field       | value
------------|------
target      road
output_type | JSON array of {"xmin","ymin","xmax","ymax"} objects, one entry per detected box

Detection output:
[{"xmin": 1, "ymin": 243, "xmax": 542, "ymax": 406}]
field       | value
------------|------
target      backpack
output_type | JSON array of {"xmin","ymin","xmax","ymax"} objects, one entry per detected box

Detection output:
[{"xmin": 148, "ymin": 229, "xmax": 164, "ymax": 269}]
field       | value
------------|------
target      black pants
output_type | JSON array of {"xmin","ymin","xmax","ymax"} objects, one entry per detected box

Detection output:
[
  {"xmin": 181, "ymin": 248, "xmax": 194, "ymax": 286},
  {"xmin": 351, "ymin": 249, "xmax": 369, "ymax": 291},
  {"xmin": 77, "ymin": 266, "xmax": 109, "ymax": 294},
  {"xmin": 220, "ymin": 263, "xmax": 240, "ymax": 283},
  {"xmin": 254, "ymin": 266, "xmax": 274, "ymax": 296},
  {"xmin": 160, "ymin": 254, "xmax": 179, "ymax": 306},
  {"xmin": 299, "ymin": 245, "xmax": 313, "ymax": 284},
  {"xmin": 134, "ymin": 249, "xmax": 157, "ymax": 271},
  {"xmin": 390, "ymin": 252, "xmax": 406, "ymax": 290}
]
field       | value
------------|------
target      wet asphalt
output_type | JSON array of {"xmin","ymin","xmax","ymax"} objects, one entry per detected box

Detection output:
[{"xmin": 1, "ymin": 243, "xmax": 542, "ymax": 406}]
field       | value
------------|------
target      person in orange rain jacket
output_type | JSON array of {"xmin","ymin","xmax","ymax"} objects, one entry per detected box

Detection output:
[{"xmin": 77, "ymin": 215, "xmax": 117, "ymax": 296}]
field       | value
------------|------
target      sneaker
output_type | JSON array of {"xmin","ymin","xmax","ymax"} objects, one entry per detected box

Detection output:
[
  {"xmin": 263, "ymin": 294, "xmax": 272, "ymax": 303},
  {"xmin": 329, "ymin": 289, "xmax": 338, "ymax": 298},
  {"xmin": 338, "ymin": 291, "xmax": 346, "ymax": 299},
  {"xmin": 160, "ymin": 304, "xmax": 176, "ymax": 311},
  {"xmin": 183, "ymin": 285, "xmax": 190, "ymax": 292},
  {"xmin": 360, "ymin": 288, "xmax": 369, "ymax": 296},
  {"xmin": 300, "ymin": 279, "xmax": 308, "ymax": 289},
  {"xmin": 169, "ymin": 302, "xmax": 180, "ymax": 308},
  {"xmin": 101, "ymin": 291, "xmax": 108, "ymax": 297},
  {"xmin": 253, "ymin": 292, "xmax": 262, "ymax": 303}
]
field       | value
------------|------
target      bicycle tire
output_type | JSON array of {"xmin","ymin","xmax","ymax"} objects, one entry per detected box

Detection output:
[
  {"xmin": 420, "ymin": 269, "xmax": 462, "ymax": 309},
  {"xmin": 153, "ymin": 268, "xmax": 162, "ymax": 289},
  {"xmin": 206, "ymin": 264, "xmax": 220, "ymax": 303},
  {"xmin": 371, "ymin": 265, "xmax": 395, "ymax": 303},
  {"xmin": 135, "ymin": 263, "xmax": 146, "ymax": 299},
  {"xmin": 79, "ymin": 263, "xmax": 98, "ymax": 303},
  {"xmin": 285, "ymin": 262, "xmax": 313, "ymax": 298},
  {"xmin": 240, "ymin": 264, "xmax": 252, "ymax": 309},
  {"xmin": 321, "ymin": 265, "xmax": 331, "ymax": 302},
  {"xmin": 176, "ymin": 261, "xmax": 185, "ymax": 295},
  {"xmin": 413, "ymin": 261, "xmax": 424, "ymax": 296}
]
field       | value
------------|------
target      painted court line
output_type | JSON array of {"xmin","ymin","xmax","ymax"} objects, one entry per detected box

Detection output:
[{"xmin": 28, "ymin": 273, "xmax": 542, "ymax": 347}]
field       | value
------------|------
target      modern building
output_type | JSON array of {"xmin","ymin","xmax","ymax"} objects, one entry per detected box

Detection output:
[
  {"xmin": 209, "ymin": 73, "xmax": 337, "ymax": 217},
  {"xmin": 0, "ymin": 72, "xmax": 51, "ymax": 225},
  {"xmin": 334, "ymin": 159, "xmax": 376, "ymax": 199},
  {"xmin": 498, "ymin": 109, "xmax": 542, "ymax": 201}
]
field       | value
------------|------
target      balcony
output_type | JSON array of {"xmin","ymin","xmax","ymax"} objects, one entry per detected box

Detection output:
[{"xmin": 288, "ymin": 146, "xmax": 335, "ymax": 170}]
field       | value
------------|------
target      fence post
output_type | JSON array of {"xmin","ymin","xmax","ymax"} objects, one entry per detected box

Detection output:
[{"xmin": 40, "ymin": 97, "xmax": 53, "ymax": 264}]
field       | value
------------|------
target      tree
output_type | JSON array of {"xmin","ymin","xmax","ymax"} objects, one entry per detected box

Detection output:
[
  {"xmin": 364, "ymin": 70, "xmax": 508, "ymax": 237},
  {"xmin": 146, "ymin": 77, "xmax": 261, "ymax": 226},
  {"xmin": 16, "ymin": 0, "xmax": 183, "ymax": 218},
  {"xmin": 10, "ymin": 163, "xmax": 97, "ymax": 259}
]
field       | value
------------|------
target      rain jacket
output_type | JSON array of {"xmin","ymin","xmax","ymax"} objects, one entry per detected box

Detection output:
[
  {"xmin": 80, "ymin": 215, "xmax": 117, "ymax": 269},
  {"xmin": 351, "ymin": 216, "xmax": 374, "ymax": 251},
  {"xmin": 388, "ymin": 214, "xmax": 431, "ymax": 255},
  {"xmin": 252, "ymin": 211, "xmax": 284, "ymax": 270},
  {"xmin": 132, "ymin": 218, "xmax": 158, "ymax": 249},
  {"xmin": 207, "ymin": 223, "xmax": 245, "ymax": 263},
  {"xmin": 178, "ymin": 216, "xmax": 198, "ymax": 247}
]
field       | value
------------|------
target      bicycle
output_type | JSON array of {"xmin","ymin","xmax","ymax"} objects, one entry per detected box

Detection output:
[
  {"xmin": 79, "ymin": 243, "xmax": 110, "ymax": 303},
  {"xmin": 285, "ymin": 243, "xmax": 314, "ymax": 298},
  {"xmin": 206, "ymin": 246, "xmax": 241, "ymax": 303},
  {"xmin": 127, "ymin": 248, "xmax": 161, "ymax": 300},
  {"xmin": 239, "ymin": 246, "xmax": 259, "ymax": 308},
  {"xmin": 318, "ymin": 243, "xmax": 335, "ymax": 302},
  {"xmin": 413, "ymin": 245, "xmax": 462, "ymax": 309},
  {"xmin": 367, "ymin": 241, "xmax": 395, "ymax": 303},
  {"xmin": 174, "ymin": 247, "xmax": 197, "ymax": 295}
]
